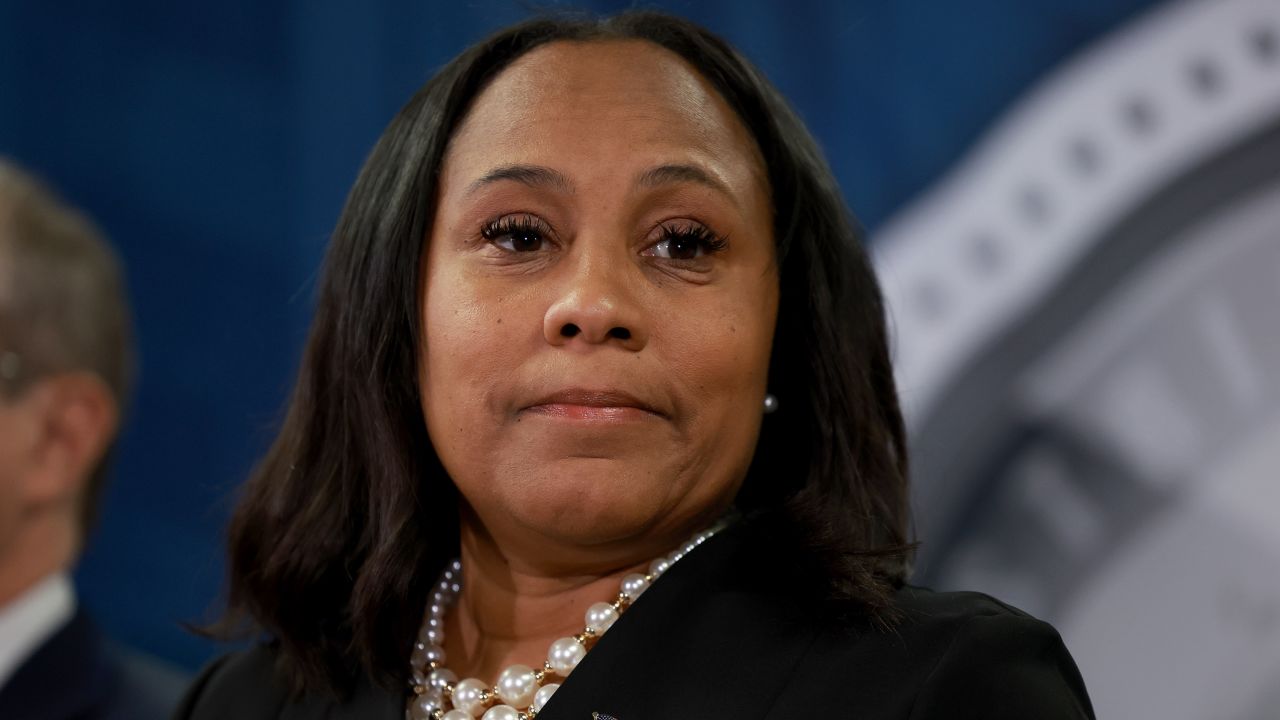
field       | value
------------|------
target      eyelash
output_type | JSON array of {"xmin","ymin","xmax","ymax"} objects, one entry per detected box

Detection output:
[
  {"xmin": 480, "ymin": 214, "xmax": 552, "ymax": 252},
  {"xmin": 479, "ymin": 215, "xmax": 728, "ymax": 261},
  {"xmin": 652, "ymin": 222, "xmax": 728, "ymax": 259}
]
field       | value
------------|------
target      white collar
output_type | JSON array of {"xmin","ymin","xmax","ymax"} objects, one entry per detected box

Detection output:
[{"xmin": 0, "ymin": 572, "xmax": 76, "ymax": 691}]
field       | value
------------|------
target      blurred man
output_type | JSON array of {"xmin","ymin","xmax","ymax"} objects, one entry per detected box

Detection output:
[{"xmin": 0, "ymin": 159, "xmax": 169, "ymax": 720}]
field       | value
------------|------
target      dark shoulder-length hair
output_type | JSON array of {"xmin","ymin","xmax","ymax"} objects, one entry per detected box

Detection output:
[{"xmin": 222, "ymin": 10, "xmax": 912, "ymax": 697}]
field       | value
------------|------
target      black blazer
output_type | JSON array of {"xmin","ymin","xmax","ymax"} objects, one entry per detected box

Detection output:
[{"xmin": 176, "ymin": 515, "xmax": 1095, "ymax": 719}]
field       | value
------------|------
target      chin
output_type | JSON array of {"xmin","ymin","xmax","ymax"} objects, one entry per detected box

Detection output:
[{"xmin": 500, "ymin": 457, "xmax": 688, "ymax": 545}]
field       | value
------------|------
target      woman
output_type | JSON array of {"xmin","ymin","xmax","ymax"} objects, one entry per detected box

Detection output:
[{"xmin": 178, "ymin": 11, "xmax": 1093, "ymax": 720}]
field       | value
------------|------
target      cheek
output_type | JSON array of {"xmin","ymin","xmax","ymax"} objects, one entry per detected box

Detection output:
[
  {"xmin": 665, "ymin": 286, "xmax": 777, "ymax": 400},
  {"xmin": 0, "ymin": 414, "xmax": 34, "ymax": 475},
  {"xmin": 651, "ymin": 293, "xmax": 775, "ymax": 486},
  {"xmin": 420, "ymin": 266, "xmax": 508, "ymax": 428},
  {"xmin": 0, "ymin": 424, "xmax": 28, "ymax": 539},
  {"xmin": 419, "ymin": 260, "xmax": 549, "ymax": 444}
]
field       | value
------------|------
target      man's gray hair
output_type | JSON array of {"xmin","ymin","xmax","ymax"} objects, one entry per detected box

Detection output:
[{"xmin": 0, "ymin": 159, "xmax": 133, "ymax": 405}]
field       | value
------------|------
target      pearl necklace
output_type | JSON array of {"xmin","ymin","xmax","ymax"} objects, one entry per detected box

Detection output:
[{"xmin": 406, "ymin": 518, "xmax": 734, "ymax": 720}]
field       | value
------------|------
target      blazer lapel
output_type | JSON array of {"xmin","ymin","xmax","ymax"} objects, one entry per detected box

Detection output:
[{"xmin": 536, "ymin": 518, "xmax": 819, "ymax": 720}]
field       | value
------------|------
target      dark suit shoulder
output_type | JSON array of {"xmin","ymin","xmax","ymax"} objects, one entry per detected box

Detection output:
[
  {"xmin": 0, "ymin": 606, "xmax": 181, "ymax": 720},
  {"xmin": 173, "ymin": 646, "xmax": 288, "ymax": 720},
  {"xmin": 764, "ymin": 586, "xmax": 1094, "ymax": 719},
  {"xmin": 899, "ymin": 589, "xmax": 1095, "ymax": 719},
  {"xmin": 893, "ymin": 585, "xmax": 1039, "ymax": 632}
]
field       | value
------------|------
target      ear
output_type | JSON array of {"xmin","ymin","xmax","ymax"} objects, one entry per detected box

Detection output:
[{"xmin": 24, "ymin": 372, "xmax": 119, "ymax": 509}]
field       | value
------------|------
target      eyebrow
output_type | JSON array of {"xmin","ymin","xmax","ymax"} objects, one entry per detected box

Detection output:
[
  {"xmin": 464, "ymin": 162, "xmax": 735, "ymax": 200},
  {"xmin": 467, "ymin": 164, "xmax": 575, "ymax": 195},
  {"xmin": 635, "ymin": 163, "xmax": 734, "ymax": 199}
]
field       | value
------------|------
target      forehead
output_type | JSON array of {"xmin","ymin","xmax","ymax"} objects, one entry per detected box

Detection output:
[{"xmin": 442, "ymin": 39, "xmax": 766, "ymax": 189}]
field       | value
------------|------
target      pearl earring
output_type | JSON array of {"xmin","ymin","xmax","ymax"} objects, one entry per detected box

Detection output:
[{"xmin": 763, "ymin": 393, "xmax": 779, "ymax": 414}]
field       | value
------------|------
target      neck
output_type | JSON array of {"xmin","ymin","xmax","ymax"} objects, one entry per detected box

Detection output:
[
  {"xmin": 444, "ymin": 515, "xmax": 656, "ymax": 681},
  {"xmin": 0, "ymin": 516, "xmax": 75, "ymax": 608}
]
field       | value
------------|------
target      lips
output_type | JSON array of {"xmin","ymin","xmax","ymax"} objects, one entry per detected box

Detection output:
[{"xmin": 523, "ymin": 388, "xmax": 664, "ymax": 418}]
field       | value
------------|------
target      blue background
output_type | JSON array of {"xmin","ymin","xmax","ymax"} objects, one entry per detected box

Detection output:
[{"xmin": 0, "ymin": 0, "xmax": 1156, "ymax": 670}]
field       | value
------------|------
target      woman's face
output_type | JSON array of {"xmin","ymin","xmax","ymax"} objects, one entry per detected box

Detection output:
[{"xmin": 420, "ymin": 40, "xmax": 778, "ymax": 561}]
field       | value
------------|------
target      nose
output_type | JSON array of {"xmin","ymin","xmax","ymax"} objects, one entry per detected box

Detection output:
[{"xmin": 542, "ymin": 256, "xmax": 647, "ymax": 352}]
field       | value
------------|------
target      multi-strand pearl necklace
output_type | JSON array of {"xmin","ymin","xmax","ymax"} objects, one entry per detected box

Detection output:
[{"xmin": 406, "ymin": 517, "xmax": 734, "ymax": 720}]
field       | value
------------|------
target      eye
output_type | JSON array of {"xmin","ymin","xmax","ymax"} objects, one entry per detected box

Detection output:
[
  {"xmin": 481, "ymin": 215, "xmax": 552, "ymax": 253},
  {"xmin": 644, "ymin": 222, "xmax": 727, "ymax": 261}
]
